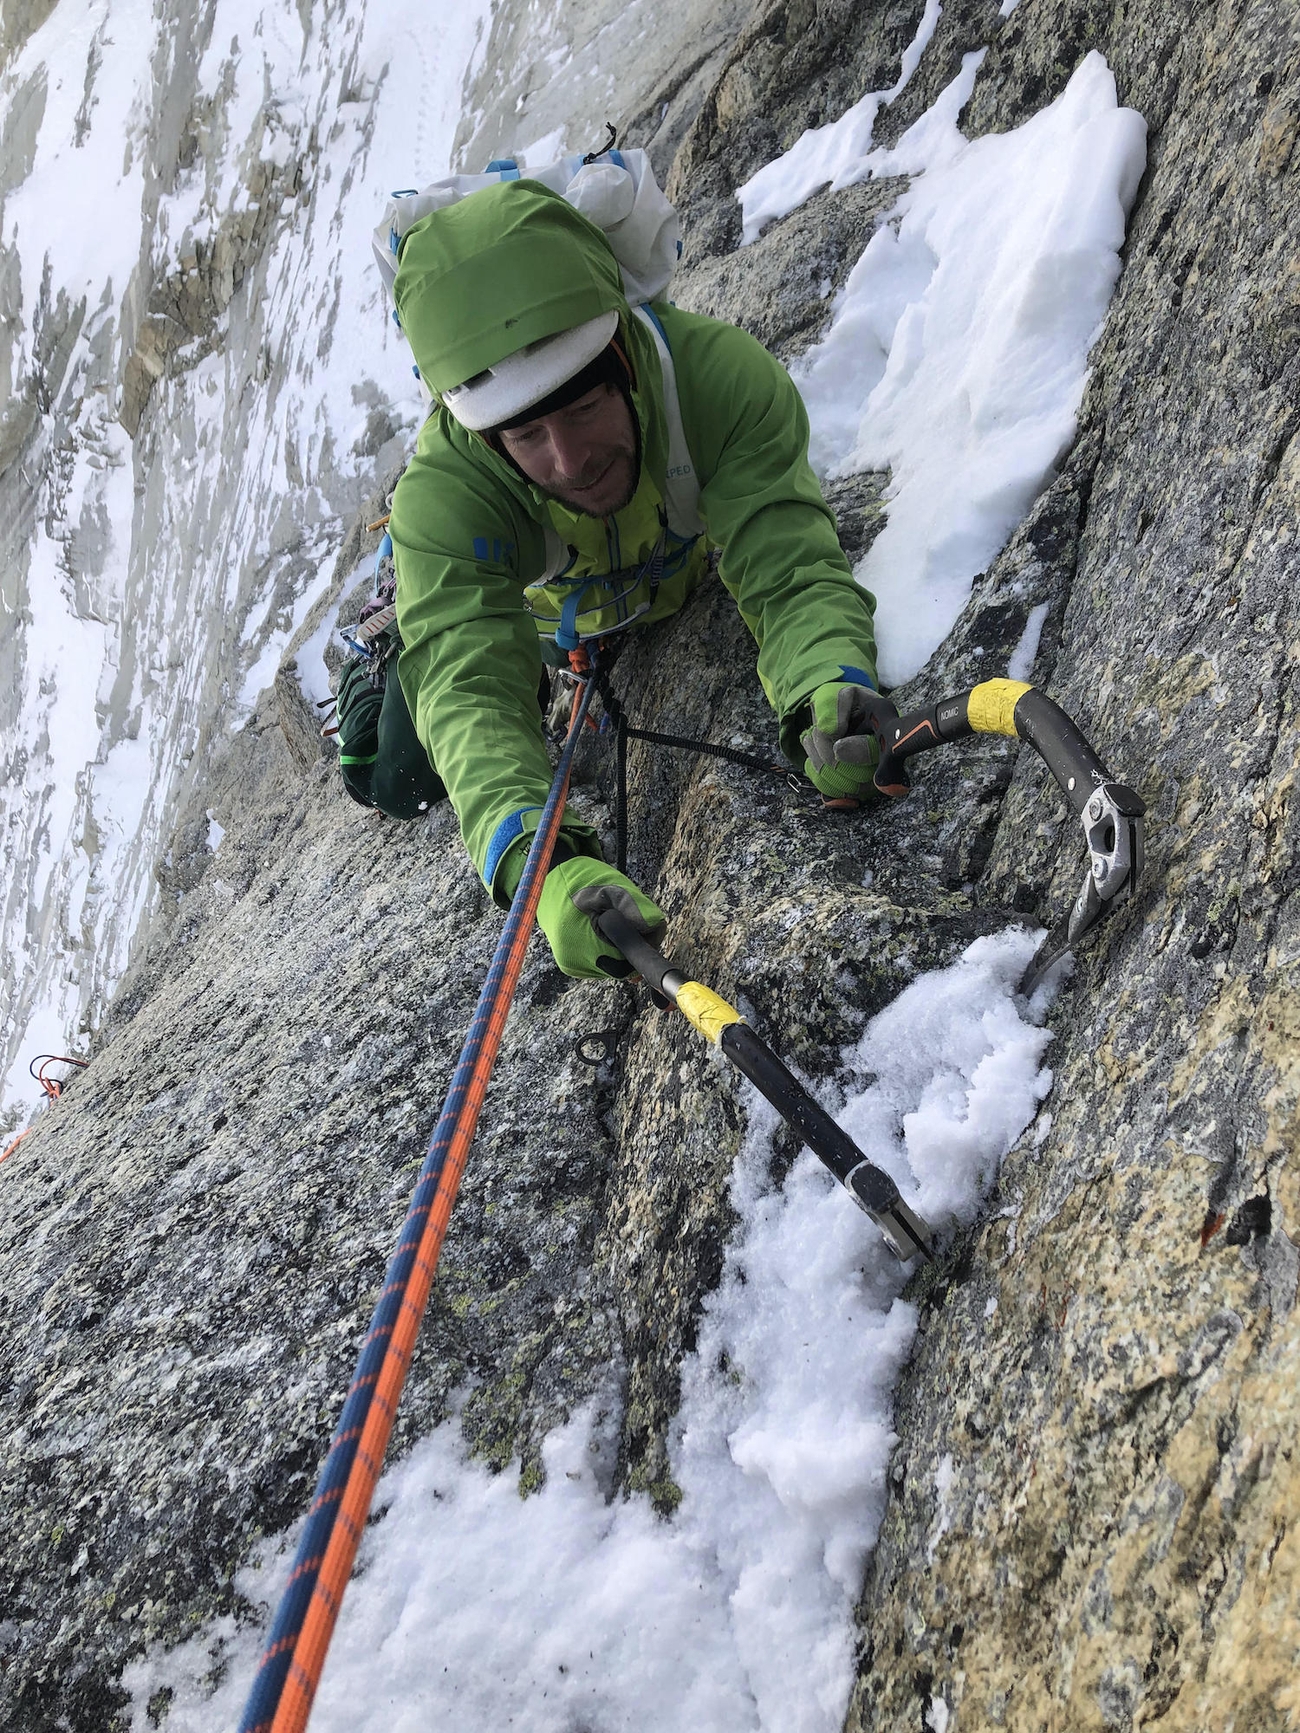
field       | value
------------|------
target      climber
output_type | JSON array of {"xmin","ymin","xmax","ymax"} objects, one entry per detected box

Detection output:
[{"xmin": 386, "ymin": 177, "xmax": 888, "ymax": 979}]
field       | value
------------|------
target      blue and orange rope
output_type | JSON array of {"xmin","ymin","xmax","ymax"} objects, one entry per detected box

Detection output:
[{"xmin": 238, "ymin": 668, "xmax": 598, "ymax": 1733}]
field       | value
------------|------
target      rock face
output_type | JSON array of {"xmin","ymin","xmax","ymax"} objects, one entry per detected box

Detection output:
[
  {"xmin": 843, "ymin": 0, "xmax": 1300, "ymax": 1726},
  {"xmin": 454, "ymin": 0, "xmax": 754, "ymax": 185},
  {"xmin": 2, "ymin": 2, "xmax": 1299, "ymax": 1732}
]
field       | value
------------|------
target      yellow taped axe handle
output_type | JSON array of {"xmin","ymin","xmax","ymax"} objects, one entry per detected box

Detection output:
[
  {"xmin": 875, "ymin": 679, "xmax": 1115, "ymax": 813},
  {"xmin": 676, "ymin": 981, "xmax": 744, "ymax": 1046},
  {"xmin": 966, "ymin": 679, "xmax": 1032, "ymax": 738}
]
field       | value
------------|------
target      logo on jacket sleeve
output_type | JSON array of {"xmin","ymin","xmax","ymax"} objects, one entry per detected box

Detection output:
[{"xmin": 472, "ymin": 536, "xmax": 517, "ymax": 564}]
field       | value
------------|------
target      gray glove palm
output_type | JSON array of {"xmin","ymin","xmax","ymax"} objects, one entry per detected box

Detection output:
[{"xmin": 801, "ymin": 681, "xmax": 892, "ymax": 807}]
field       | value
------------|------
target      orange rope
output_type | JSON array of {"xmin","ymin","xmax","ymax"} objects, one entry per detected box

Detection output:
[
  {"xmin": 1, "ymin": 1127, "xmax": 33, "ymax": 1165},
  {"xmin": 244, "ymin": 677, "xmax": 596, "ymax": 1733}
]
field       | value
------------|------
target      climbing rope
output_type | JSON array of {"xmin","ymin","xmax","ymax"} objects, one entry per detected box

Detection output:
[
  {"xmin": 238, "ymin": 664, "xmax": 600, "ymax": 1733},
  {"xmin": 0, "ymin": 1129, "xmax": 32, "ymax": 1165},
  {"xmin": 1, "ymin": 1056, "xmax": 89, "ymax": 1166}
]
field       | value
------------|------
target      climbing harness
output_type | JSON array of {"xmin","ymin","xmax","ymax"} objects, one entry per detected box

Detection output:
[
  {"xmin": 865, "ymin": 678, "xmax": 1146, "ymax": 995},
  {"xmin": 238, "ymin": 663, "xmax": 601, "ymax": 1733},
  {"xmin": 527, "ymin": 523, "xmax": 669, "ymax": 652},
  {"xmin": 597, "ymin": 907, "xmax": 934, "ymax": 1263}
]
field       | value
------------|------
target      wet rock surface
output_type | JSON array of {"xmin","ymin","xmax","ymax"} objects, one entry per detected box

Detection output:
[{"xmin": 2, "ymin": 1, "xmax": 1299, "ymax": 1730}]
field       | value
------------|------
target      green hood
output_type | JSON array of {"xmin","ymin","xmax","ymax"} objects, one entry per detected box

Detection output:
[{"xmin": 393, "ymin": 180, "xmax": 629, "ymax": 397}]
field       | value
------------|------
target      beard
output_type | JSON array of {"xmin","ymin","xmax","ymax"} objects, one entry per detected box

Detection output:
[{"xmin": 545, "ymin": 446, "xmax": 640, "ymax": 519}]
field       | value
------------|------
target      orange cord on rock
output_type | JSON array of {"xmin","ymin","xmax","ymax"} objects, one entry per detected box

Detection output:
[{"xmin": 2, "ymin": 1055, "xmax": 88, "ymax": 1165}]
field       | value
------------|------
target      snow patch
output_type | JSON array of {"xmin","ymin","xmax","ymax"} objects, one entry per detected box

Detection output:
[
  {"xmin": 791, "ymin": 50, "xmax": 1146, "ymax": 685},
  {"xmin": 926, "ymin": 1697, "xmax": 953, "ymax": 1732},
  {"xmin": 124, "ymin": 929, "xmax": 1053, "ymax": 1733},
  {"xmin": 736, "ymin": 0, "xmax": 941, "ymax": 243},
  {"xmin": 1007, "ymin": 600, "xmax": 1051, "ymax": 682},
  {"xmin": 521, "ymin": 125, "xmax": 568, "ymax": 165}
]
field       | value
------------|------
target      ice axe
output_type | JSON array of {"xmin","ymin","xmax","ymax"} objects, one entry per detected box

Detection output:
[{"xmin": 596, "ymin": 907, "xmax": 934, "ymax": 1263}]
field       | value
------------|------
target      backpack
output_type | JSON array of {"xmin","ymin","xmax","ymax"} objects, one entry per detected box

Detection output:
[
  {"xmin": 371, "ymin": 145, "xmax": 682, "ymax": 313},
  {"xmin": 333, "ymin": 534, "xmax": 448, "ymax": 820},
  {"xmin": 375, "ymin": 147, "xmax": 704, "ymax": 581}
]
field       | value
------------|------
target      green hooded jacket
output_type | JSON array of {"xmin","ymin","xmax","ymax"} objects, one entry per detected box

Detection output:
[{"xmin": 389, "ymin": 180, "xmax": 878, "ymax": 903}]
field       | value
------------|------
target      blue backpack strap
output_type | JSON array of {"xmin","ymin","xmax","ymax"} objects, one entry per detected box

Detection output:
[
  {"xmin": 556, "ymin": 588, "xmax": 586, "ymax": 653},
  {"xmin": 484, "ymin": 158, "xmax": 521, "ymax": 179},
  {"xmin": 637, "ymin": 302, "xmax": 670, "ymax": 346}
]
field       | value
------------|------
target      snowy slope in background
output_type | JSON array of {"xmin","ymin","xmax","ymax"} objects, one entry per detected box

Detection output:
[{"xmin": 0, "ymin": 0, "xmax": 488, "ymax": 1124}]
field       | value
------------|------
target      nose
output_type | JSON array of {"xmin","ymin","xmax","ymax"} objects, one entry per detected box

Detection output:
[{"xmin": 547, "ymin": 421, "xmax": 600, "ymax": 484}]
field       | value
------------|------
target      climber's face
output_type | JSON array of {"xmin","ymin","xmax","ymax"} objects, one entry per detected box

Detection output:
[{"xmin": 498, "ymin": 384, "xmax": 638, "ymax": 517}]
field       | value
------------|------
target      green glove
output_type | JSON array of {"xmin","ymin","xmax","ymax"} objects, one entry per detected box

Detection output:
[
  {"xmin": 801, "ymin": 681, "xmax": 890, "ymax": 807},
  {"xmin": 537, "ymin": 856, "xmax": 668, "ymax": 979}
]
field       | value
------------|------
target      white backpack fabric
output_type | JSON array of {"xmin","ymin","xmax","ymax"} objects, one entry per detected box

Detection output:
[{"xmin": 371, "ymin": 148, "xmax": 681, "ymax": 309}]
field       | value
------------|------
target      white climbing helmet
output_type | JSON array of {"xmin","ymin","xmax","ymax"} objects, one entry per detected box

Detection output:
[{"xmin": 440, "ymin": 310, "xmax": 620, "ymax": 432}]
